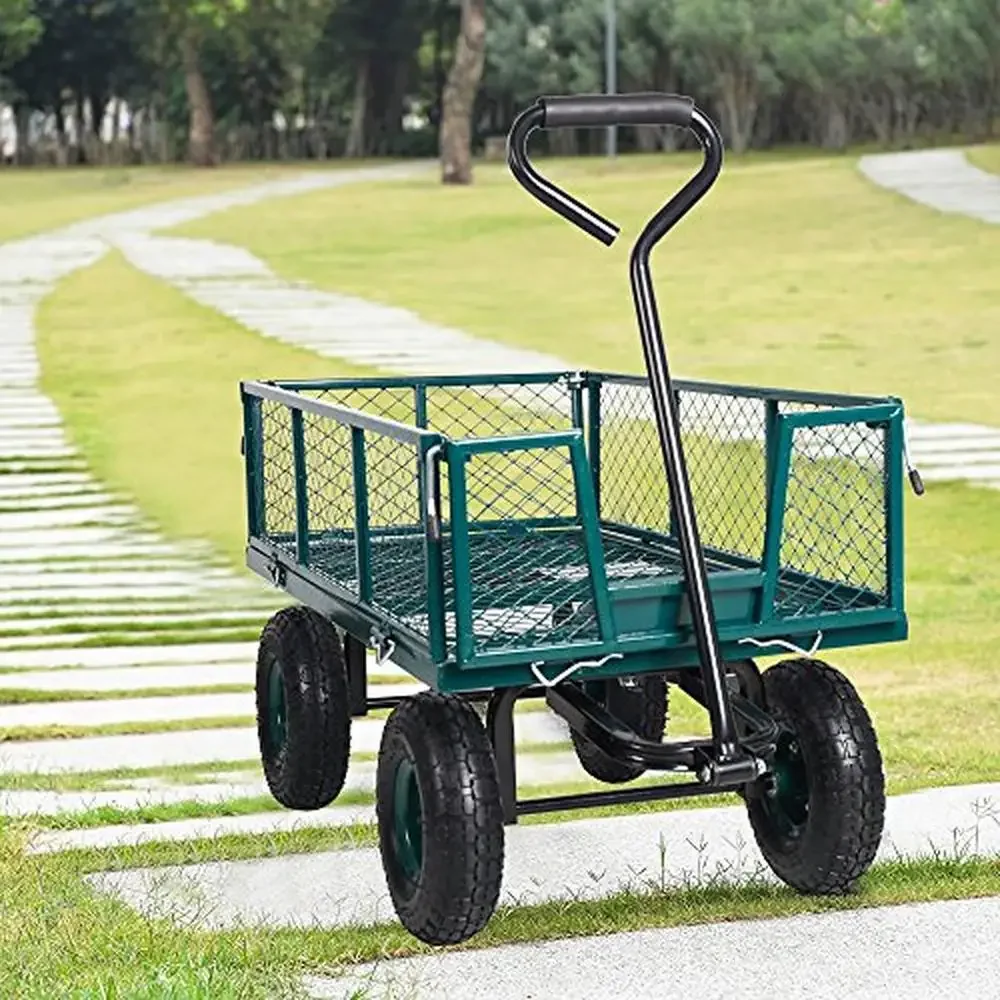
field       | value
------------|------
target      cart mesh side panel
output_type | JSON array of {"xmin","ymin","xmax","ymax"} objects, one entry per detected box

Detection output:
[
  {"xmin": 257, "ymin": 396, "xmax": 430, "ymax": 636},
  {"xmin": 599, "ymin": 381, "xmax": 672, "ymax": 534},
  {"xmin": 426, "ymin": 382, "xmax": 573, "ymax": 439},
  {"xmin": 679, "ymin": 389, "xmax": 767, "ymax": 561},
  {"xmin": 598, "ymin": 380, "xmax": 768, "ymax": 563},
  {"xmin": 776, "ymin": 419, "xmax": 889, "ymax": 617},
  {"xmin": 260, "ymin": 399, "xmax": 300, "ymax": 553},
  {"xmin": 301, "ymin": 412, "xmax": 357, "ymax": 591},
  {"xmin": 596, "ymin": 377, "xmax": 893, "ymax": 621},
  {"xmin": 303, "ymin": 386, "xmax": 417, "ymax": 426},
  {"xmin": 455, "ymin": 443, "xmax": 599, "ymax": 655},
  {"xmin": 365, "ymin": 436, "xmax": 428, "ymax": 630}
]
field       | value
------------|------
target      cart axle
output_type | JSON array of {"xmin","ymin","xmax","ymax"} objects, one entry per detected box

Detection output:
[{"xmin": 486, "ymin": 681, "xmax": 777, "ymax": 825}]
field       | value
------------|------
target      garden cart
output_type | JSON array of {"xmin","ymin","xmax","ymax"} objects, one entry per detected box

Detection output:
[{"xmin": 241, "ymin": 93, "xmax": 919, "ymax": 946}]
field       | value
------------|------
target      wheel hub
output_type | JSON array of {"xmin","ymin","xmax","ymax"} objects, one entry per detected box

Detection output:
[
  {"xmin": 266, "ymin": 656, "xmax": 287, "ymax": 754},
  {"xmin": 392, "ymin": 756, "xmax": 423, "ymax": 895},
  {"xmin": 764, "ymin": 731, "xmax": 809, "ymax": 834}
]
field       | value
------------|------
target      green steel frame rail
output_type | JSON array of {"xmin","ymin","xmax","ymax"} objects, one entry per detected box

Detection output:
[{"xmin": 240, "ymin": 373, "xmax": 908, "ymax": 694}]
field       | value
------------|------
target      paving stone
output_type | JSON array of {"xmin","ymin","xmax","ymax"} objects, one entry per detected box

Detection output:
[
  {"xmin": 87, "ymin": 783, "xmax": 1000, "ymax": 931},
  {"xmin": 0, "ymin": 608, "xmax": 271, "ymax": 633},
  {"xmin": 28, "ymin": 802, "xmax": 378, "ymax": 853},
  {"xmin": 0, "ymin": 664, "xmax": 254, "ymax": 692},
  {"xmin": 0, "ymin": 641, "xmax": 259, "ymax": 670},
  {"xmin": 0, "ymin": 691, "xmax": 258, "ymax": 728},
  {"xmin": 1, "ymin": 782, "xmax": 268, "ymax": 818},
  {"xmin": 0, "ymin": 709, "xmax": 568, "ymax": 774},
  {"xmin": 859, "ymin": 148, "xmax": 1000, "ymax": 223},
  {"xmin": 309, "ymin": 896, "xmax": 1000, "ymax": 1000},
  {"xmin": 19, "ymin": 751, "xmax": 593, "ymax": 851}
]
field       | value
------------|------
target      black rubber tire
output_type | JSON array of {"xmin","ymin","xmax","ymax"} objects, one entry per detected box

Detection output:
[
  {"xmin": 570, "ymin": 675, "xmax": 669, "ymax": 784},
  {"xmin": 255, "ymin": 605, "xmax": 351, "ymax": 810},
  {"xmin": 376, "ymin": 692, "xmax": 505, "ymax": 945},
  {"xmin": 747, "ymin": 657, "xmax": 885, "ymax": 894}
]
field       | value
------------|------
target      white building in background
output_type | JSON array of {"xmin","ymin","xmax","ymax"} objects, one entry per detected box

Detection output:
[
  {"xmin": 0, "ymin": 98, "xmax": 133, "ymax": 160},
  {"xmin": 1, "ymin": 104, "xmax": 15, "ymax": 159}
]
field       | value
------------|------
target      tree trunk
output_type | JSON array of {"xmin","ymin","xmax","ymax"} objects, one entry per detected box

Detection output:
[
  {"xmin": 718, "ymin": 70, "xmax": 757, "ymax": 154},
  {"xmin": 345, "ymin": 57, "xmax": 369, "ymax": 158},
  {"xmin": 180, "ymin": 30, "xmax": 215, "ymax": 166},
  {"xmin": 439, "ymin": 0, "xmax": 486, "ymax": 185}
]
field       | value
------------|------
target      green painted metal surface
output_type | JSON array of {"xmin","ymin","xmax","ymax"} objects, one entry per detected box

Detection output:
[{"xmin": 241, "ymin": 371, "xmax": 909, "ymax": 691}]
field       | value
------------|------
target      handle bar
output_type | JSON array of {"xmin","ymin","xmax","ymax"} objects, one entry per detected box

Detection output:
[
  {"xmin": 506, "ymin": 94, "xmax": 746, "ymax": 769},
  {"xmin": 542, "ymin": 93, "xmax": 694, "ymax": 130},
  {"xmin": 506, "ymin": 92, "xmax": 720, "ymax": 248}
]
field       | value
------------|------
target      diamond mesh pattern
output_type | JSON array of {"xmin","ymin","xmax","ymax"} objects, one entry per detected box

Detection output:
[
  {"xmin": 599, "ymin": 381, "xmax": 768, "ymax": 558},
  {"xmin": 597, "ymin": 377, "xmax": 891, "ymax": 622},
  {"xmin": 459, "ymin": 443, "xmax": 592, "ymax": 652},
  {"xmin": 253, "ymin": 375, "xmax": 895, "ymax": 658},
  {"xmin": 364, "ymin": 435, "xmax": 426, "ymax": 626},
  {"xmin": 301, "ymin": 412, "xmax": 356, "ymax": 591},
  {"xmin": 775, "ymin": 421, "xmax": 889, "ymax": 617},
  {"xmin": 260, "ymin": 400, "xmax": 296, "ymax": 548},
  {"xmin": 679, "ymin": 390, "xmax": 767, "ymax": 560},
  {"xmin": 599, "ymin": 381, "xmax": 671, "ymax": 533}
]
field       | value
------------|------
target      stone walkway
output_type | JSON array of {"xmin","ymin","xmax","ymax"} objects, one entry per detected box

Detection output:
[
  {"xmin": 89, "ymin": 781, "xmax": 1000, "ymax": 931},
  {"xmin": 858, "ymin": 148, "xmax": 1000, "ymax": 489},
  {"xmin": 313, "ymin": 895, "xmax": 1000, "ymax": 1000},
  {"xmin": 1, "ymin": 149, "xmax": 998, "ymax": 995},
  {"xmin": 108, "ymin": 157, "xmax": 1000, "ymax": 492},
  {"xmin": 859, "ymin": 148, "xmax": 1000, "ymax": 223}
]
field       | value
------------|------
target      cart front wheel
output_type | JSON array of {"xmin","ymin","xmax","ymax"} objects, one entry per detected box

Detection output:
[
  {"xmin": 255, "ymin": 606, "xmax": 351, "ymax": 810},
  {"xmin": 571, "ymin": 675, "xmax": 668, "ymax": 784},
  {"xmin": 377, "ymin": 692, "xmax": 505, "ymax": 945},
  {"xmin": 747, "ymin": 657, "xmax": 885, "ymax": 894}
]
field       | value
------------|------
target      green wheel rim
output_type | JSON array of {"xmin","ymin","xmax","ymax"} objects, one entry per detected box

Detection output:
[
  {"xmin": 764, "ymin": 730, "xmax": 810, "ymax": 835},
  {"xmin": 391, "ymin": 756, "xmax": 423, "ymax": 895},
  {"xmin": 266, "ymin": 656, "xmax": 287, "ymax": 754}
]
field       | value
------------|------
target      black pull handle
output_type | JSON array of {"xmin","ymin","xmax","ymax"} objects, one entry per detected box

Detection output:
[
  {"xmin": 506, "ymin": 92, "xmax": 713, "ymax": 247},
  {"xmin": 541, "ymin": 93, "xmax": 694, "ymax": 130}
]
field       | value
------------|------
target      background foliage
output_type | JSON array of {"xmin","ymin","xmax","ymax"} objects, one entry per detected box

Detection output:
[{"xmin": 1, "ymin": 0, "xmax": 999, "ymax": 165}]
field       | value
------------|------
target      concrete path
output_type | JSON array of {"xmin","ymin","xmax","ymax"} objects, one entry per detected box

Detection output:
[
  {"xmin": 859, "ymin": 148, "xmax": 1000, "ymax": 223},
  {"xmin": 311, "ymin": 895, "xmax": 1000, "ymax": 1000},
  {"xmin": 88, "ymin": 782, "xmax": 1000, "ymax": 930},
  {"xmin": 21, "ymin": 751, "xmax": 594, "ymax": 852},
  {"xmin": 0, "ymin": 709, "xmax": 567, "ymax": 774}
]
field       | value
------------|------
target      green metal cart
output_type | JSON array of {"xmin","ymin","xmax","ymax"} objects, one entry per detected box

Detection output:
[{"xmin": 242, "ymin": 93, "xmax": 921, "ymax": 946}]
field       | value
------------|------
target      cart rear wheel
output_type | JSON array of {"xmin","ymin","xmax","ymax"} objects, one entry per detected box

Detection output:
[
  {"xmin": 255, "ymin": 606, "xmax": 351, "ymax": 810},
  {"xmin": 570, "ymin": 675, "xmax": 669, "ymax": 784},
  {"xmin": 377, "ymin": 692, "xmax": 504, "ymax": 945},
  {"xmin": 747, "ymin": 657, "xmax": 885, "ymax": 894}
]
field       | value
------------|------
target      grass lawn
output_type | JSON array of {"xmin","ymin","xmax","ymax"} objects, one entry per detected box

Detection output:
[
  {"xmin": 967, "ymin": 142, "xmax": 1000, "ymax": 174},
  {"xmin": 176, "ymin": 149, "xmax": 1000, "ymax": 428},
  {"xmin": 1, "ymin": 825, "xmax": 998, "ymax": 999},
  {"xmin": 23, "ymin": 149, "xmax": 1000, "ymax": 992},
  {"xmin": 37, "ymin": 252, "xmax": 375, "ymax": 567},
  {"xmin": 37, "ymin": 152, "xmax": 1000, "ymax": 795},
  {"xmin": 0, "ymin": 163, "xmax": 362, "ymax": 245}
]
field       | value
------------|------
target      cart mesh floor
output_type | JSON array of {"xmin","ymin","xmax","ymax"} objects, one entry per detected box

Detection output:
[
  {"xmin": 290, "ymin": 521, "xmax": 884, "ymax": 655},
  {"xmin": 303, "ymin": 526, "xmax": 747, "ymax": 653}
]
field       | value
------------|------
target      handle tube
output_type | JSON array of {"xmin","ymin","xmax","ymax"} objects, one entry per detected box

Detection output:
[
  {"xmin": 507, "ymin": 105, "xmax": 619, "ymax": 246},
  {"xmin": 541, "ymin": 93, "xmax": 694, "ymax": 130},
  {"xmin": 506, "ymin": 95, "xmax": 744, "ymax": 763}
]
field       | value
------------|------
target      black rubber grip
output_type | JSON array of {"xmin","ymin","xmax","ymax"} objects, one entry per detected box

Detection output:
[{"xmin": 540, "ymin": 93, "xmax": 694, "ymax": 130}]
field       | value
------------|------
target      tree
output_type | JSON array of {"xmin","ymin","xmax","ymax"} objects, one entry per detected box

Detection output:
[
  {"xmin": 0, "ymin": 0, "xmax": 40, "ymax": 79},
  {"xmin": 440, "ymin": 0, "xmax": 485, "ymax": 183},
  {"xmin": 153, "ymin": 0, "xmax": 248, "ymax": 165},
  {"xmin": 671, "ymin": 0, "xmax": 781, "ymax": 153},
  {"xmin": 485, "ymin": 0, "xmax": 603, "ymax": 153}
]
